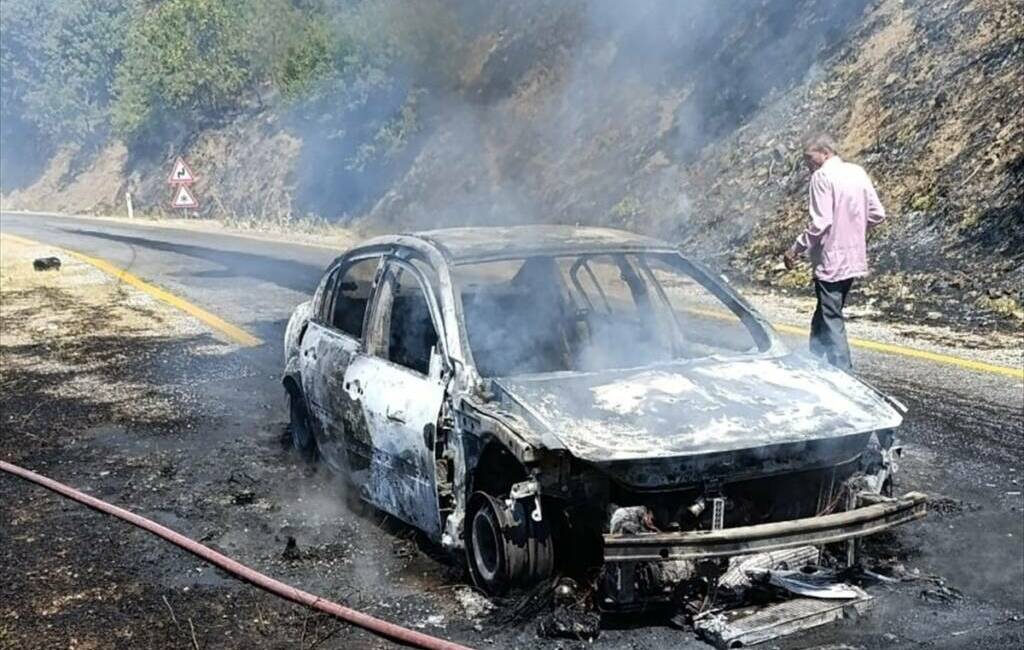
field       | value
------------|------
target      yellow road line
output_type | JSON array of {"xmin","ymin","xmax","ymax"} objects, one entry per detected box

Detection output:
[
  {"xmin": 2, "ymin": 233, "xmax": 262, "ymax": 347},
  {"xmin": 680, "ymin": 305, "xmax": 1022, "ymax": 380},
  {"xmin": 772, "ymin": 322, "xmax": 1023, "ymax": 380}
]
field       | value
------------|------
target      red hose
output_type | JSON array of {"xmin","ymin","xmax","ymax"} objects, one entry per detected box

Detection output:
[{"xmin": 0, "ymin": 460, "xmax": 474, "ymax": 650}]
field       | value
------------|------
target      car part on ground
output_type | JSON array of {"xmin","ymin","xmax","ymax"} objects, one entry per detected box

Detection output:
[
  {"xmin": 764, "ymin": 567, "xmax": 862, "ymax": 599},
  {"xmin": 694, "ymin": 587, "xmax": 873, "ymax": 649},
  {"xmin": 32, "ymin": 256, "xmax": 61, "ymax": 271},
  {"xmin": 718, "ymin": 545, "xmax": 821, "ymax": 590}
]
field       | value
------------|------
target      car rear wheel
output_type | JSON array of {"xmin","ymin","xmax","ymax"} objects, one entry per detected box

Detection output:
[
  {"xmin": 287, "ymin": 390, "xmax": 317, "ymax": 462},
  {"xmin": 466, "ymin": 491, "xmax": 554, "ymax": 595}
]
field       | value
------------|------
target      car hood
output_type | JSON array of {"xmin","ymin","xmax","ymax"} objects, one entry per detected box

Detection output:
[{"xmin": 491, "ymin": 354, "xmax": 902, "ymax": 463}]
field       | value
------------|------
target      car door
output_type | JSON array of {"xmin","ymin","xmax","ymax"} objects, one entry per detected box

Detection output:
[
  {"xmin": 300, "ymin": 254, "xmax": 383, "ymax": 473},
  {"xmin": 341, "ymin": 256, "xmax": 448, "ymax": 539}
]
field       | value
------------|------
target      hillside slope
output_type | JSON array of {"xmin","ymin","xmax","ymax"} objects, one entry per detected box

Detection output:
[
  {"xmin": 3, "ymin": 0, "xmax": 1021, "ymax": 327},
  {"xmin": 698, "ymin": 0, "xmax": 1024, "ymax": 325}
]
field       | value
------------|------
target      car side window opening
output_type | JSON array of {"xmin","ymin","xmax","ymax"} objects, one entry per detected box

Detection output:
[
  {"xmin": 370, "ymin": 263, "xmax": 440, "ymax": 376},
  {"xmin": 324, "ymin": 256, "xmax": 381, "ymax": 338},
  {"xmin": 314, "ymin": 266, "xmax": 339, "ymax": 322}
]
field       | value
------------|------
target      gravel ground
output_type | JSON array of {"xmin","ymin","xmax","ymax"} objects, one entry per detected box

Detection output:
[{"xmin": 740, "ymin": 284, "xmax": 1023, "ymax": 370}]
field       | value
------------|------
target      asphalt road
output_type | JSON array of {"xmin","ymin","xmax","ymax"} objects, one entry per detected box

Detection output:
[{"xmin": 2, "ymin": 210, "xmax": 1022, "ymax": 648}]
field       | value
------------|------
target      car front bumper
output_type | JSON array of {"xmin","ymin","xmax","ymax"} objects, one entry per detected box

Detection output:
[{"xmin": 603, "ymin": 491, "xmax": 927, "ymax": 563}]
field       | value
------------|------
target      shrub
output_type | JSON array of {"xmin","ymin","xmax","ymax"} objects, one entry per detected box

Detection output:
[
  {"xmin": 2, "ymin": 0, "xmax": 128, "ymax": 143},
  {"xmin": 111, "ymin": 0, "xmax": 253, "ymax": 142}
]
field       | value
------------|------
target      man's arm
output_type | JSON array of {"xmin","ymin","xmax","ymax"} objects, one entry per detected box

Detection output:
[
  {"xmin": 788, "ymin": 172, "xmax": 834, "ymax": 258},
  {"xmin": 865, "ymin": 174, "xmax": 886, "ymax": 228}
]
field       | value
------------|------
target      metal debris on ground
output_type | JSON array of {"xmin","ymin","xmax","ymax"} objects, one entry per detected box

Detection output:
[
  {"xmin": 764, "ymin": 567, "xmax": 862, "ymax": 600},
  {"xmin": 232, "ymin": 490, "xmax": 256, "ymax": 505},
  {"xmin": 535, "ymin": 577, "xmax": 600, "ymax": 640},
  {"xmin": 857, "ymin": 567, "xmax": 901, "ymax": 584},
  {"xmin": 489, "ymin": 577, "xmax": 556, "ymax": 628},
  {"xmin": 856, "ymin": 563, "xmax": 964, "ymax": 604},
  {"xmin": 32, "ymin": 256, "xmax": 61, "ymax": 271},
  {"xmin": 719, "ymin": 545, "xmax": 821, "ymax": 590},
  {"xmin": 918, "ymin": 576, "xmax": 964, "ymax": 604},
  {"xmin": 681, "ymin": 554, "xmax": 898, "ymax": 647},
  {"xmin": 415, "ymin": 614, "xmax": 445, "ymax": 629},
  {"xmin": 553, "ymin": 577, "xmax": 580, "ymax": 603},
  {"xmin": 537, "ymin": 600, "xmax": 601, "ymax": 641},
  {"xmin": 694, "ymin": 588, "xmax": 872, "ymax": 649}
]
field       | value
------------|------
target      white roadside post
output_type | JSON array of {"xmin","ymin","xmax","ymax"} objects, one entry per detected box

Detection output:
[{"xmin": 125, "ymin": 192, "xmax": 134, "ymax": 219}]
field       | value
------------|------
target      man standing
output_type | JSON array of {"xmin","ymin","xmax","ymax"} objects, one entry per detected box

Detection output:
[{"xmin": 783, "ymin": 135, "xmax": 886, "ymax": 371}]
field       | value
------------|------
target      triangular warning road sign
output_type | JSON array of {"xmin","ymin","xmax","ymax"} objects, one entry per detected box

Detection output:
[
  {"xmin": 171, "ymin": 184, "xmax": 199, "ymax": 209},
  {"xmin": 167, "ymin": 156, "xmax": 196, "ymax": 185}
]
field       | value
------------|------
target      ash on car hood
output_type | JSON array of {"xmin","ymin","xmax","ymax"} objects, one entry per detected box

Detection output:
[{"xmin": 492, "ymin": 355, "xmax": 901, "ymax": 462}]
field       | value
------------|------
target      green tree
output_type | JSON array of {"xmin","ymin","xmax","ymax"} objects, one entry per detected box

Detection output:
[
  {"xmin": 1, "ymin": 0, "xmax": 132, "ymax": 143},
  {"xmin": 111, "ymin": 0, "xmax": 254, "ymax": 142},
  {"xmin": 33, "ymin": 0, "xmax": 130, "ymax": 141},
  {"xmin": 240, "ymin": 0, "xmax": 335, "ymax": 101},
  {"xmin": 0, "ymin": 0, "xmax": 54, "ymax": 187},
  {"xmin": 1, "ymin": 0, "xmax": 130, "ymax": 144}
]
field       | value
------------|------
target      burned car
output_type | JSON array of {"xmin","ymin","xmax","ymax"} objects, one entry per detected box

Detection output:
[{"xmin": 282, "ymin": 226, "xmax": 925, "ymax": 607}]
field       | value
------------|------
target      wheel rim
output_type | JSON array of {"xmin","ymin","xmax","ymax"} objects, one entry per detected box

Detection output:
[
  {"xmin": 467, "ymin": 491, "xmax": 554, "ymax": 594},
  {"xmin": 471, "ymin": 505, "xmax": 502, "ymax": 583}
]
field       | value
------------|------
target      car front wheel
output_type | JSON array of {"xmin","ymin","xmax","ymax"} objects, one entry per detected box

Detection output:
[{"xmin": 466, "ymin": 491, "xmax": 554, "ymax": 595}]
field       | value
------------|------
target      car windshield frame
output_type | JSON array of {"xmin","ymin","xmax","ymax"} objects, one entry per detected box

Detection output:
[{"xmin": 450, "ymin": 249, "xmax": 777, "ymax": 378}]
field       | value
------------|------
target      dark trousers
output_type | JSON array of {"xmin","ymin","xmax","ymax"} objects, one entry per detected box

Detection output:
[{"xmin": 810, "ymin": 278, "xmax": 854, "ymax": 371}]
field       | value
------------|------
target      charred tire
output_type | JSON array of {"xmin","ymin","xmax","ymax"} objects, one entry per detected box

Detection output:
[
  {"xmin": 466, "ymin": 491, "xmax": 554, "ymax": 596},
  {"xmin": 287, "ymin": 390, "xmax": 317, "ymax": 462}
]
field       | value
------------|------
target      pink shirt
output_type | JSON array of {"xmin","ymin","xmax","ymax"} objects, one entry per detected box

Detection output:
[{"xmin": 789, "ymin": 156, "xmax": 886, "ymax": 282}]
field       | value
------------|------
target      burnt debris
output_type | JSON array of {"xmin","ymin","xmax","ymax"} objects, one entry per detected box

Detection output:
[{"xmin": 32, "ymin": 256, "xmax": 61, "ymax": 271}]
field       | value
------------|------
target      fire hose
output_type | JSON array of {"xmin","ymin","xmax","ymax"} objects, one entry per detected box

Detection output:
[{"xmin": 0, "ymin": 460, "xmax": 473, "ymax": 650}]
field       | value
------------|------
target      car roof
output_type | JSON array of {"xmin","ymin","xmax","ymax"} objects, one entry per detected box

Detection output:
[{"xmin": 357, "ymin": 225, "xmax": 676, "ymax": 263}]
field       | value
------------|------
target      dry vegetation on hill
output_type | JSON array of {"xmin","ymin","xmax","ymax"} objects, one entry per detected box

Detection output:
[{"xmin": 3, "ymin": 0, "xmax": 1020, "ymax": 326}]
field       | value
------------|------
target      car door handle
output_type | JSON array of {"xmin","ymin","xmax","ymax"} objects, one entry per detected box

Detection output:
[{"xmin": 386, "ymin": 408, "xmax": 406, "ymax": 423}]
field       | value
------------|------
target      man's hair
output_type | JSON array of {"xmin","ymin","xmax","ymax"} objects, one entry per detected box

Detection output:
[{"xmin": 803, "ymin": 133, "xmax": 838, "ymax": 155}]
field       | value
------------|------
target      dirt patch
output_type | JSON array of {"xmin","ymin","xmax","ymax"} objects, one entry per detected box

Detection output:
[{"xmin": 2, "ymin": 143, "xmax": 127, "ymax": 215}]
